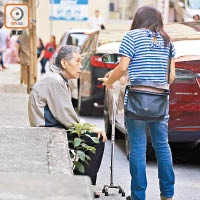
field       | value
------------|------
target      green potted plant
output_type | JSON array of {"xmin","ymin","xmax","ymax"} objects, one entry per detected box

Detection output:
[{"xmin": 68, "ymin": 123, "xmax": 100, "ymax": 173}]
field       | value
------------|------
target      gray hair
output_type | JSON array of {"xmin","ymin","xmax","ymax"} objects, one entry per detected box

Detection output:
[{"xmin": 55, "ymin": 45, "xmax": 80, "ymax": 68}]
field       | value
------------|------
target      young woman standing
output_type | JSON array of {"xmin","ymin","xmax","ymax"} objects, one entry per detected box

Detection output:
[{"xmin": 99, "ymin": 6, "xmax": 175, "ymax": 200}]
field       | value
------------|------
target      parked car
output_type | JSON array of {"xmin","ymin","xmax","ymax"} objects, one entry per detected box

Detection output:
[
  {"xmin": 102, "ymin": 22, "xmax": 200, "ymax": 159},
  {"xmin": 77, "ymin": 30, "xmax": 127, "ymax": 116},
  {"xmin": 174, "ymin": 0, "xmax": 200, "ymax": 22},
  {"xmin": 50, "ymin": 29, "xmax": 97, "ymax": 65}
]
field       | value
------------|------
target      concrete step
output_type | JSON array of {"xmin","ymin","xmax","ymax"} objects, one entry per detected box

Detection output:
[
  {"xmin": 0, "ymin": 126, "xmax": 94, "ymax": 199},
  {"xmin": 0, "ymin": 126, "xmax": 72, "ymax": 175}
]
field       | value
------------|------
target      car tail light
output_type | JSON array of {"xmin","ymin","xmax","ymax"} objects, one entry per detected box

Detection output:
[
  {"xmin": 90, "ymin": 56, "xmax": 118, "ymax": 69},
  {"xmin": 173, "ymin": 127, "xmax": 200, "ymax": 132},
  {"xmin": 174, "ymin": 68, "xmax": 196, "ymax": 83},
  {"xmin": 96, "ymin": 85, "xmax": 104, "ymax": 88}
]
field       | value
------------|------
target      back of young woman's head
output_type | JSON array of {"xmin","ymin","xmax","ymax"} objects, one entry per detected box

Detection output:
[
  {"xmin": 131, "ymin": 6, "xmax": 170, "ymax": 46},
  {"xmin": 50, "ymin": 35, "xmax": 56, "ymax": 46},
  {"xmin": 38, "ymin": 38, "xmax": 44, "ymax": 48}
]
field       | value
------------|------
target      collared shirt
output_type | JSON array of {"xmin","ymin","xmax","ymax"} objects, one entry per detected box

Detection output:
[
  {"xmin": 119, "ymin": 29, "xmax": 175, "ymax": 84},
  {"xmin": 88, "ymin": 16, "xmax": 104, "ymax": 30},
  {"xmin": 28, "ymin": 65, "xmax": 79, "ymax": 129}
]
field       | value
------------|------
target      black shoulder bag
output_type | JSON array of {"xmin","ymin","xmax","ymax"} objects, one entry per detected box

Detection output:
[{"xmin": 124, "ymin": 43, "xmax": 172, "ymax": 121}]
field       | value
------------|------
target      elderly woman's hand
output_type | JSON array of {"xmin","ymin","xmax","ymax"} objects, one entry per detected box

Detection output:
[{"xmin": 90, "ymin": 126, "xmax": 107, "ymax": 142}]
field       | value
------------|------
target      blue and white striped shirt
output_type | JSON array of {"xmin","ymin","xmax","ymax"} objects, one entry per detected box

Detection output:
[
  {"xmin": 119, "ymin": 29, "xmax": 175, "ymax": 104},
  {"xmin": 119, "ymin": 29, "xmax": 175, "ymax": 84}
]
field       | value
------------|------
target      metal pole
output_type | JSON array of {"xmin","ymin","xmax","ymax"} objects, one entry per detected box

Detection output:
[{"xmin": 110, "ymin": 94, "xmax": 116, "ymax": 186}]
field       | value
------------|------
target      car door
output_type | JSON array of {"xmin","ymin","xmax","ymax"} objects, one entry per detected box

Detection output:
[
  {"xmin": 79, "ymin": 31, "xmax": 99, "ymax": 98},
  {"xmin": 77, "ymin": 31, "xmax": 100, "ymax": 115}
]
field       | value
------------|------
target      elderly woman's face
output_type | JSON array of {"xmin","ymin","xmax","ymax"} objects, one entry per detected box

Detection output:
[{"xmin": 62, "ymin": 52, "xmax": 82, "ymax": 79}]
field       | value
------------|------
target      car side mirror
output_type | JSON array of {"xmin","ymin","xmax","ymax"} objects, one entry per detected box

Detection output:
[{"xmin": 102, "ymin": 54, "xmax": 121, "ymax": 64}]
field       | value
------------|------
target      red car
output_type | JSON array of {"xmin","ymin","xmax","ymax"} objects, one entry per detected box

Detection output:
[{"xmin": 103, "ymin": 22, "xmax": 200, "ymax": 159}]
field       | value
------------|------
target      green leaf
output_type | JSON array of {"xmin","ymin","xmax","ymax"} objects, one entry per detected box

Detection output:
[
  {"xmin": 85, "ymin": 155, "xmax": 91, "ymax": 161},
  {"xmin": 77, "ymin": 150, "xmax": 86, "ymax": 162},
  {"xmin": 90, "ymin": 137, "xmax": 99, "ymax": 144},
  {"xmin": 85, "ymin": 134, "xmax": 99, "ymax": 144},
  {"xmin": 81, "ymin": 143, "xmax": 93, "ymax": 151},
  {"xmin": 84, "ymin": 160, "xmax": 89, "ymax": 165},
  {"xmin": 88, "ymin": 146, "xmax": 96, "ymax": 153},
  {"xmin": 74, "ymin": 161, "xmax": 85, "ymax": 173},
  {"xmin": 74, "ymin": 138, "xmax": 81, "ymax": 147},
  {"xmin": 69, "ymin": 152, "xmax": 74, "ymax": 159}
]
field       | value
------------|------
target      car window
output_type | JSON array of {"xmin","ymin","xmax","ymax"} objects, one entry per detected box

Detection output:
[
  {"xmin": 81, "ymin": 32, "xmax": 99, "ymax": 53},
  {"xmin": 66, "ymin": 33, "xmax": 89, "ymax": 46},
  {"xmin": 59, "ymin": 33, "xmax": 67, "ymax": 46}
]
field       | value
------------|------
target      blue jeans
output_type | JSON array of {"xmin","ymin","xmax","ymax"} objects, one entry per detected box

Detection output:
[{"xmin": 126, "ymin": 105, "xmax": 175, "ymax": 200}]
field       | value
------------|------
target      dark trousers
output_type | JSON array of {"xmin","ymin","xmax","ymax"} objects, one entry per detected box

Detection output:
[
  {"xmin": 68, "ymin": 132, "xmax": 105, "ymax": 185},
  {"xmin": 0, "ymin": 52, "xmax": 4, "ymax": 66},
  {"xmin": 40, "ymin": 57, "xmax": 48, "ymax": 73}
]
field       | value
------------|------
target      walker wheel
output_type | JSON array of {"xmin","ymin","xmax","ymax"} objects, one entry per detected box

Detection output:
[
  {"xmin": 119, "ymin": 189, "xmax": 122, "ymax": 193},
  {"xmin": 105, "ymin": 192, "xmax": 109, "ymax": 196},
  {"xmin": 122, "ymin": 192, "xmax": 125, "ymax": 197}
]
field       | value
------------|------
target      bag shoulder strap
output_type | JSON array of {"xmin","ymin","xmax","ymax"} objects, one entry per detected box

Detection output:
[{"xmin": 168, "ymin": 42, "xmax": 172, "ymax": 84}]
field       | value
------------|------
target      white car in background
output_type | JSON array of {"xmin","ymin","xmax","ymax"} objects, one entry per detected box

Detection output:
[{"xmin": 174, "ymin": 0, "xmax": 200, "ymax": 22}]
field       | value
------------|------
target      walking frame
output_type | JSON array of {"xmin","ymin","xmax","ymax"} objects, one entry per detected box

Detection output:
[{"xmin": 102, "ymin": 94, "xmax": 125, "ymax": 197}]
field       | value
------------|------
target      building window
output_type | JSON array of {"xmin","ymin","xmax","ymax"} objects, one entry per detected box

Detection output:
[{"xmin": 109, "ymin": 0, "xmax": 135, "ymax": 20}]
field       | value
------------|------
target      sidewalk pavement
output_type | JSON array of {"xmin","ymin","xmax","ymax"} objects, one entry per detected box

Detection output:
[
  {"xmin": 0, "ymin": 64, "xmax": 29, "ymax": 127},
  {"xmin": 0, "ymin": 64, "xmax": 26, "ymax": 93}
]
